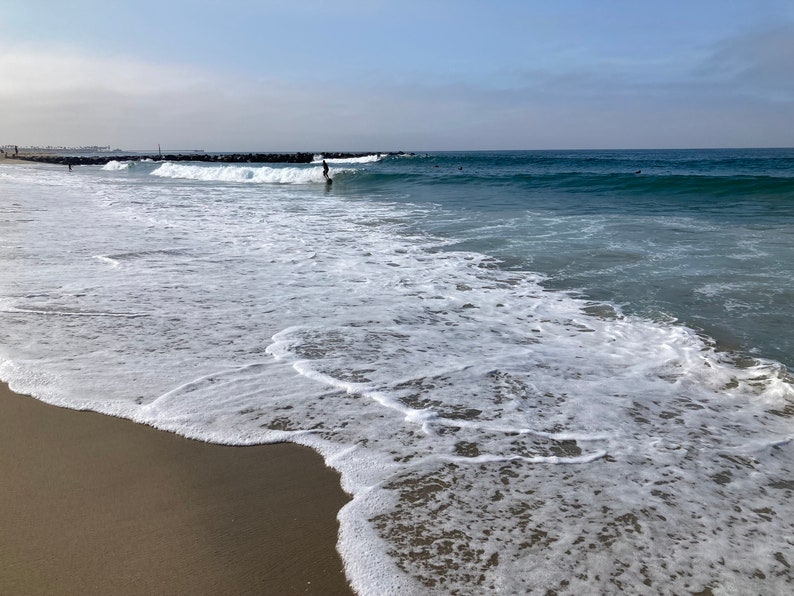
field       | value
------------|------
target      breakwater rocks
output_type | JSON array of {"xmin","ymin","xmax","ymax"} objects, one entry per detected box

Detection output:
[{"xmin": 17, "ymin": 151, "xmax": 403, "ymax": 166}]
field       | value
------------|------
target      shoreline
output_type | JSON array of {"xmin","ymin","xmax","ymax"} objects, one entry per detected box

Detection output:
[
  {"xmin": 0, "ymin": 156, "xmax": 36, "ymax": 165},
  {"xmin": 0, "ymin": 381, "xmax": 354, "ymax": 595}
]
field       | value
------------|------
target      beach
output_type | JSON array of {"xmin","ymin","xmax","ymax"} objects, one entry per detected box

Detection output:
[
  {"xmin": 1, "ymin": 150, "xmax": 792, "ymax": 593},
  {"xmin": 0, "ymin": 381, "xmax": 353, "ymax": 596},
  {"xmin": 1, "ymin": 155, "xmax": 34, "ymax": 165}
]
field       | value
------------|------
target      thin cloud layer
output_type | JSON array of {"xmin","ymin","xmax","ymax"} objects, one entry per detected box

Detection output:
[
  {"xmin": 699, "ymin": 24, "xmax": 794, "ymax": 101},
  {"xmin": 1, "ymin": 22, "xmax": 792, "ymax": 151}
]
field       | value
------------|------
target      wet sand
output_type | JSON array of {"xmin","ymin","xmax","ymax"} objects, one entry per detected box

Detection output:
[{"xmin": 0, "ymin": 382, "xmax": 354, "ymax": 595}]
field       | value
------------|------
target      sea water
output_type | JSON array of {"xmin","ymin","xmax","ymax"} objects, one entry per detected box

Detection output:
[{"xmin": 1, "ymin": 149, "xmax": 792, "ymax": 594}]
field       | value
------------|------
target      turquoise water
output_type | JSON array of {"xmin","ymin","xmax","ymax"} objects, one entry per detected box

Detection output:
[{"xmin": 1, "ymin": 150, "xmax": 792, "ymax": 594}]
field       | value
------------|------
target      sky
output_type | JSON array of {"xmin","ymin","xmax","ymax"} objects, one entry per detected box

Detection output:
[{"xmin": 1, "ymin": 0, "xmax": 793, "ymax": 151}]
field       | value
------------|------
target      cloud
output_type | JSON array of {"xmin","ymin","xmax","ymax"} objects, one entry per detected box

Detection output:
[
  {"xmin": 0, "ymin": 46, "xmax": 477, "ymax": 150},
  {"xmin": 0, "ymin": 47, "xmax": 232, "ymax": 147},
  {"xmin": 0, "ymin": 46, "xmax": 422, "ymax": 150},
  {"xmin": 1, "ymin": 35, "xmax": 791, "ymax": 152},
  {"xmin": 697, "ymin": 24, "xmax": 794, "ymax": 101}
]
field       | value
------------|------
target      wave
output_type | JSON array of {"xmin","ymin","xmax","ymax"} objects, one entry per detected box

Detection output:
[
  {"xmin": 102, "ymin": 160, "xmax": 133, "ymax": 171},
  {"xmin": 360, "ymin": 166, "xmax": 794, "ymax": 201},
  {"xmin": 312, "ymin": 153, "xmax": 384, "ymax": 164},
  {"xmin": 531, "ymin": 172, "xmax": 794, "ymax": 198},
  {"xmin": 3, "ymin": 150, "xmax": 794, "ymax": 594},
  {"xmin": 150, "ymin": 162, "xmax": 334, "ymax": 184}
]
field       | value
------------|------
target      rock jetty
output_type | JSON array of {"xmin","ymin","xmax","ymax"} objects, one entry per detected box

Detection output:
[{"xmin": 16, "ymin": 152, "xmax": 403, "ymax": 166}]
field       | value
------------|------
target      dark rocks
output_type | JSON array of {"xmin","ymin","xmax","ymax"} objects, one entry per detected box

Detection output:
[{"xmin": 18, "ymin": 152, "xmax": 394, "ymax": 166}]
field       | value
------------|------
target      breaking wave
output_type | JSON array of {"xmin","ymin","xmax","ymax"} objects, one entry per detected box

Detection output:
[
  {"xmin": 312, "ymin": 153, "xmax": 385, "ymax": 164},
  {"xmin": 102, "ymin": 160, "xmax": 133, "ymax": 171},
  {"xmin": 151, "ymin": 162, "xmax": 331, "ymax": 184}
]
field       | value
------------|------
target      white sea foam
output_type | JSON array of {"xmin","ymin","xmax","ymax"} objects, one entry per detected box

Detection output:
[
  {"xmin": 151, "ymin": 162, "xmax": 329, "ymax": 184},
  {"xmin": 94, "ymin": 254, "xmax": 120, "ymax": 268},
  {"xmin": 0, "ymin": 162, "xmax": 792, "ymax": 595},
  {"xmin": 101, "ymin": 160, "xmax": 132, "ymax": 170},
  {"xmin": 312, "ymin": 154, "xmax": 384, "ymax": 164}
]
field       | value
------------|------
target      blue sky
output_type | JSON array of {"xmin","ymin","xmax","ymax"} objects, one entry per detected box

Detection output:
[{"xmin": 1, "ymin": 0, "xmax": 792, "ymax": 150}]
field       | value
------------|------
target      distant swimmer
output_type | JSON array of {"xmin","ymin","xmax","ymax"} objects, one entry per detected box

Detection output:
[
  {"xmin": 322, "ymin": 159, "xmax": 330, "ymax": 180},
  {"xmin": 634, "ymin": 170, "xmax": 642, "ymax": 174}
]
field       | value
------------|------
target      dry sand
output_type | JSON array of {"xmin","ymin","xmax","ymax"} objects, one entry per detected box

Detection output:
[
  {"xmin": 1, "ymin": 156, "xmax": 34, "ymax": 165},
  {"xmin": 0, "ymin": 382, "xmax": 354, "ymax": 595}
]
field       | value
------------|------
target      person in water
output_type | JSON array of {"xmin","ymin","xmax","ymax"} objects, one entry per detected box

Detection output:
[{"xmin": 322, "ymin": 160, "xmax": 330, "ymax": 180}]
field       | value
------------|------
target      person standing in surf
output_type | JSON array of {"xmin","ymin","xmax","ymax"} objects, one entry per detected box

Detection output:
[{"xmin": 322, "ymin": 160, "xmax": 330, "ymax": 180}]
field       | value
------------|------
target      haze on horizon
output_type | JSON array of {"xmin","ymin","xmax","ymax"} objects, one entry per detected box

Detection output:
[{"xmin": 1, "ymin": 0, "xmax": 792, "ymax": 152}]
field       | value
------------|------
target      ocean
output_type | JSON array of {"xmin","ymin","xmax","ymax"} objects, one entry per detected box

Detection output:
[{"xmin": 1, "ymin": 149, "xmax": 792, "ymax": 594}]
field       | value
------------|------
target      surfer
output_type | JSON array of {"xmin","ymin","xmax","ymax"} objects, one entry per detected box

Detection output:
[{"xmin": 322, "ymin": 159, "xmax": 330, "ymax": 180}]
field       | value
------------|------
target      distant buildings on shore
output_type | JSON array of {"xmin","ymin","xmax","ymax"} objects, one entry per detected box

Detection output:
[{"xmin": 2, "ymin": 145, "xmax": 116, "ymax": 153}]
